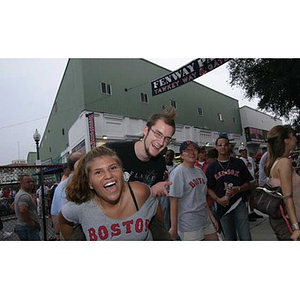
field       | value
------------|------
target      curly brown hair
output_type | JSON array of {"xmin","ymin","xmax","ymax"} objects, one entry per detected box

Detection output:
[{"xmin": 66, "ymin": 146, "xmax": 123, "ymax": 204}]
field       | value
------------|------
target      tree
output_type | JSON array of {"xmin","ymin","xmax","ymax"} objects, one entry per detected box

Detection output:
[{"xmin": 228, "ymin": 59, "xmax": 300, "ymax": 128}]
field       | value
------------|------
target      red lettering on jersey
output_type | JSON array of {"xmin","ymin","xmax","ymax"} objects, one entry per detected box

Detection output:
[
  {"xmin": 135, "ymin": 218, "xmax": 143, "ymax": 233},
  {"xmin": 98, "ymin": 226, "xmax": 108, "ymax": 240},
  {"xmin": 122, "ymin": 220, "xmax": 133, "ymax": 234},
  {"xmin": 145, "ymin": 219, "xmax": 150, "ymax": 231},
  {"xmin": 88, "ymin": 228, "xmax": 97, "ymax": 241},
  {"xmin": 111, "ymin": 223, "xmax": 121, "ymax": 237}
]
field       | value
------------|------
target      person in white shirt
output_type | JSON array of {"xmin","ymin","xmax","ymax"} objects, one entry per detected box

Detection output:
[
  {"xmin": 239, "ymin": 147, "xmax": 263, "ymax": 221},
  {"xmin": 258, "ymin": 151, "xmax": 268, "ymax": 186}
]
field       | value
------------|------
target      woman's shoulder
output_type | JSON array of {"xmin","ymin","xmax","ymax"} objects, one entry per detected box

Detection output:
[
  {"xmin": 277, "ymin": 157, "xmax": 292, "ymax": 167},
  {"xmin": 128, "ymin": 181, "xmax": 151, "ymax": 205},
  {"xmin": 272, "ymin": 157, "xmax": 292, "ymax": 178}
]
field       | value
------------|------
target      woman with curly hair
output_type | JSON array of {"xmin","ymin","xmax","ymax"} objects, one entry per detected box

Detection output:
[
  {"xmin": 59, "ymin": 146, "xmax": 159, "ymax": 241},
  {"xmin": 266, "ymin": 125, "xmax": 300, "ymax": 241}
]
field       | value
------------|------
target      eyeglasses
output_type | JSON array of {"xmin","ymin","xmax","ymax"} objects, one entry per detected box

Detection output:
[
  {"xmin": 149, "ymin": 128, "xmax": 172, "ymax": 144},
  {"xmin": 217, "ymin": 143, "xmax": 229, "ymax": 147}
]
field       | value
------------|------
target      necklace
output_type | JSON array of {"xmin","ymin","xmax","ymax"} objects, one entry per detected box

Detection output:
[{"xmin": 217, "ymin": 159, "xmax": 231, "ymax": 174}]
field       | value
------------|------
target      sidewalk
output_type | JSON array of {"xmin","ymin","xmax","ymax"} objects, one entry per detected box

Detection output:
[{"xmin": 249, "ymin": 213, "xmax": 277, "ymax": 241}]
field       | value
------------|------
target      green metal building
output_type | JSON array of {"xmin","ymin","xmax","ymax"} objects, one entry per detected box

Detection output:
[{"xmin": 40, "ymin": 58, "xmax": 242, "ymax": 163}]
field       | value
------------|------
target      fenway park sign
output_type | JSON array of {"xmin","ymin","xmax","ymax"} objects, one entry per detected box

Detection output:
[{"xmin": 151, "ymin": 58, "xmax": 231, "ymax": 96}]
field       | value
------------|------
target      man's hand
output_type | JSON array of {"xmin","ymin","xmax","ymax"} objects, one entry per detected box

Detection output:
[
  {"xmin": 151, "ymin": 181, "xmax": 172, "ymax": 197},
  {"xmin": 217, "ymin": 196, "xmax": 230, "ymax": 207},
  {"xmin": 169, "ymin": 227, "xmax": 178, "ymax": 240}
]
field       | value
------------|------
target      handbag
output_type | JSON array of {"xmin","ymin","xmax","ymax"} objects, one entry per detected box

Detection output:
[
  {"xmin": 253, "ymin": 184, "xmax": 284, "ymax": 219},
  {"xmin": 254, "ymin": 158, "xmax": 286, "ymax": 219}
]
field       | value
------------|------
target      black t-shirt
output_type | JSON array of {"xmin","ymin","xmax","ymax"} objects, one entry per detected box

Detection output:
[
  {"xmin": 105, "ymin": 141, "xmax": 166, "ymax": 187},
  {"xmin": 206, "ymin": 157, "xmax": 253, "ymax": 218}
]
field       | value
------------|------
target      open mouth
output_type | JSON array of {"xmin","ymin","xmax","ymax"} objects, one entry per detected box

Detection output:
[
  {"xmin": 104, "ymin": 181, "xmax": 117, "ymax": 193},
  {"xmin": 152, "ymin": 142, "xmax": 161, "ymax": 150}
]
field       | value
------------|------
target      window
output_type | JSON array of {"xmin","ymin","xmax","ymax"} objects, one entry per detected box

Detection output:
[
  {"xmin": 170, "ymin": 100, "xmax": 177, "ymax": 108},
  {"xmin": 197, "ymin": 107, "xmax": 203, "ymax": 116},
  {"xmin": 233, "ymin": 117, "xmax": 236, "ymax": 124},
  {"xmin": 218, "ymin": 113, "xmax": 224, "ymax": 122},
  {"xmin": 140, "ymin": 93, "xmax": 149, "ymax": 103},
  {"xmin": 100, "ymin": 82, "xmax": 112, "ymax": 95},
  {"xmin": 62, "ymin": 128, "xmax": 65, "ymax": 135}
]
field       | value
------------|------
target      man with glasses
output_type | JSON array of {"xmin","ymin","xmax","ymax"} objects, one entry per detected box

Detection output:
[
  {"xmin": 206, "ymin": 134, "xmax": 253, "ymax": 240},
  {"xmin": 106, "ymin": 106, "xmax": 177, "ymax": 240}
]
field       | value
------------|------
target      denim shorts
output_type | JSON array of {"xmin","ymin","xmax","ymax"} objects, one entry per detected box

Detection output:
[{"xmin": 14, "ymin": 224, "xmax": 41, "ymax": 241}]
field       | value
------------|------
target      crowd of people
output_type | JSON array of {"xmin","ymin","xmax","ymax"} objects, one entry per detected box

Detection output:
[{"xmin": 2, "ymin": 107, "xmax": 300, "ymax": 241}]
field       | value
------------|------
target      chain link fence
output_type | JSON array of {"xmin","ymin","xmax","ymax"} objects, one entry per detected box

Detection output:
[{"xmin": 0, "ymin": 164, "xmax": 63, "ymax": 241}]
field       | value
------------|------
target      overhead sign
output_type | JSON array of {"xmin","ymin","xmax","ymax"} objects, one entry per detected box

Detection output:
[
  {"xmin": 151, "ymin": 58, "xmax": 231, "ymax": 96},
  {"xmin": 245, "ymin": 127, "xmax": 267, "ymax": 143},
  {"xmin": 87, "ymin": 112, "xmax": 96, "ymax": 149}
]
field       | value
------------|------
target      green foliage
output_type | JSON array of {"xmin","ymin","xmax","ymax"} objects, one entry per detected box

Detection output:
[{"xmin": 228, "ymin": 59, "xmax": 300, "ymax": 124}]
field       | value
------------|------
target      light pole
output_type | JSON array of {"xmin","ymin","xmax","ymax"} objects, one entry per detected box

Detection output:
[
  {"xmin": 33, "ymin": 129, "xmax": 41, "ymax": 162},
  {"xmin": 33, "ymin": 129, "xmax": 47, "ymax": 240}
]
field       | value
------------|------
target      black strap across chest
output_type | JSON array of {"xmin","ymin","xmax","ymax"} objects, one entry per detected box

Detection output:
[{"xmin": 128, "ymin": 182, "xmax": 139, "ymax": 211}]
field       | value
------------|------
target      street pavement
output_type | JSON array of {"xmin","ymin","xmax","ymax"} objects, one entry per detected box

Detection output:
[
  {"xmin": 249, "ymin": 211, "xmax": 277, "ymax": 241},
  {"xmin": 1, "ymin": 210, "xmax": 277, "ymax": 241}
]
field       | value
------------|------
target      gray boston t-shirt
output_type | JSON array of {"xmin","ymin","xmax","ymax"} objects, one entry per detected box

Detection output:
[{"xmin": 61, "ymin": 193, "xmax": 158, "ymax": 241}]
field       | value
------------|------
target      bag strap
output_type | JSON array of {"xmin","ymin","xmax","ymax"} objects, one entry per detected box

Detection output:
[
  {"xmin": 128, "ymin": 182, "xmax": 139, "ymax": 211},
  {"xmin": 280, "ymin": 205, "xmax": 293, "ymax": 234}
]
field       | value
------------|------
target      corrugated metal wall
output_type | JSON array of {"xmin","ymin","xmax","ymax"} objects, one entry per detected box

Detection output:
[{"xmin": 40, "ymin": 58, "xmax": 242, "ymax": 162}]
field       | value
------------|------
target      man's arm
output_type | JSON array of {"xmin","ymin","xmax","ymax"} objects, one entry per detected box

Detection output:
[
  {"xmin": 169, "ymin": 197, "xmax": 178, "ymax": 240},
  {"xmin": 19, "ymin": 204, "xmax": 36, "ymax": 226},
  {"xmin": 151, "ymin": 181, "xmax": 172, "ymax": 197},
  {"xmin": 50, "ymin": 184, "xmax": 63, "ymax": 237}
]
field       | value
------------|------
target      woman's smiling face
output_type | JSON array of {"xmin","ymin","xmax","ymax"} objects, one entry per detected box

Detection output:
[{"xmin": 88, "ymin": 156, "xmax": 124, "ymax": 205}]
